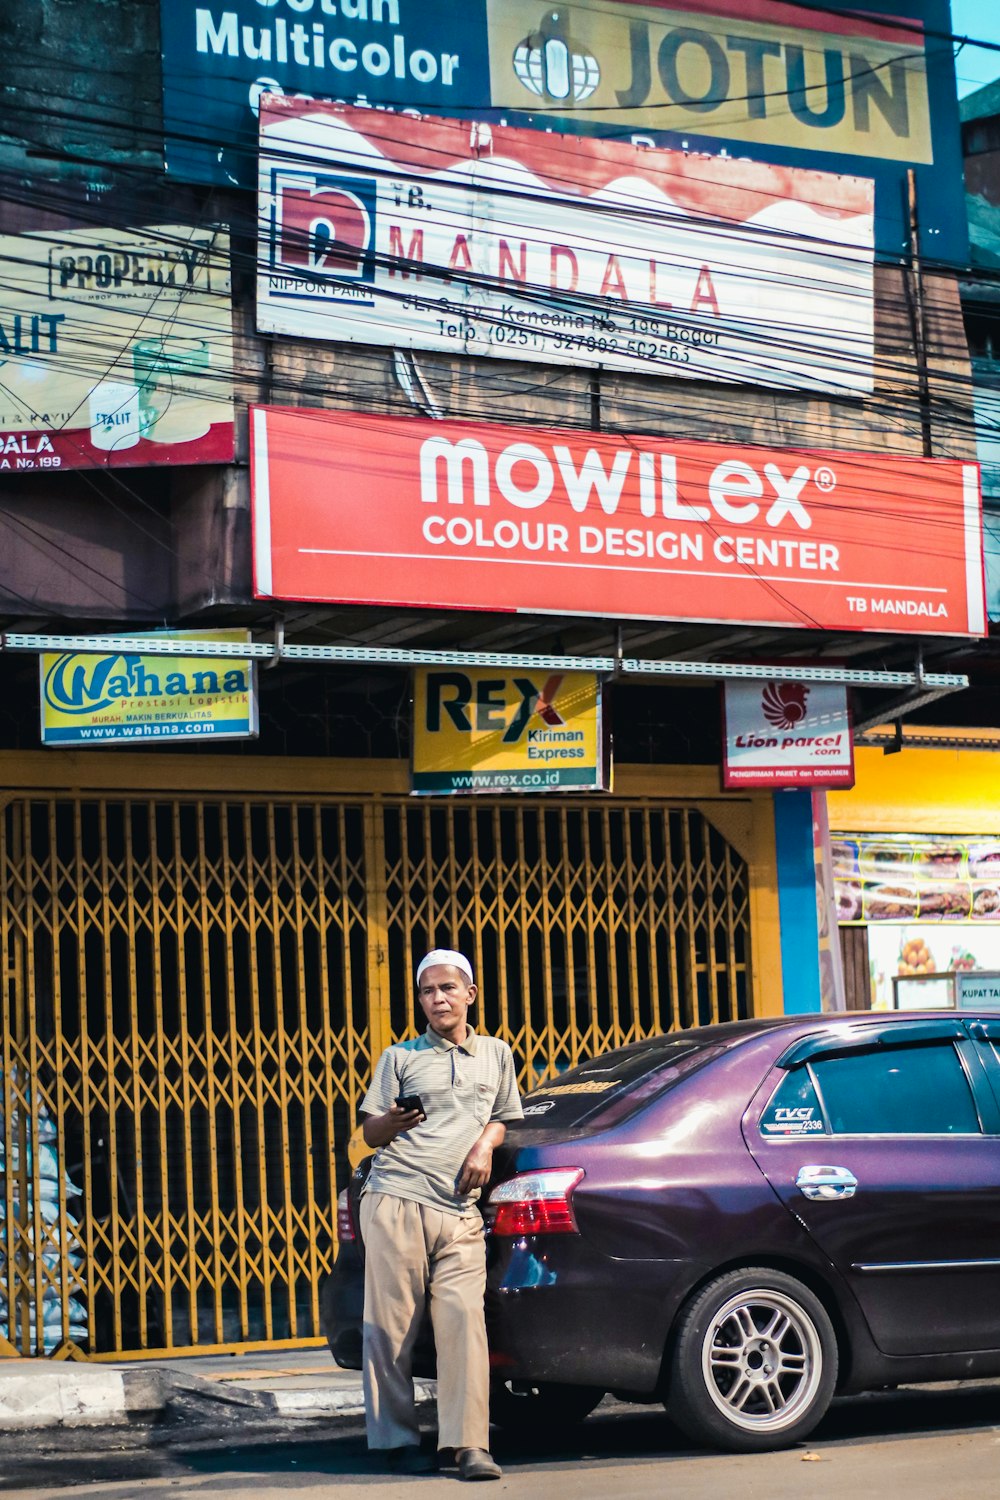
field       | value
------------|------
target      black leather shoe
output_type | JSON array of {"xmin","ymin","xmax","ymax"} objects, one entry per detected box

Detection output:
[
  {"xmin": 382, "ymin": 1446, "xmax": 437, "ymax": 1474},
  {"xmin": 457, "ymin": 1448, "xmax": 502, "ymax": 1481}
]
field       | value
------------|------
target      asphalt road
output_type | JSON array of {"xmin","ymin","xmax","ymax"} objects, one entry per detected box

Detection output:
[{"xmin": 5, "ymin": 1385, "xmax": 1000, "ymax": 1500}]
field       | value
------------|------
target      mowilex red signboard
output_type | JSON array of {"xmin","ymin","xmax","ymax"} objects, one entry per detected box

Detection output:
[{"xmin": 250, "ymin": 407, "xmax": 986, "ymax": 638}]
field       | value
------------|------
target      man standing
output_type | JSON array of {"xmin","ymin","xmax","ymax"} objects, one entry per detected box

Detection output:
[{"xmin": 359, "ymin": 949, "xmax": 523, "ymax": 1481}]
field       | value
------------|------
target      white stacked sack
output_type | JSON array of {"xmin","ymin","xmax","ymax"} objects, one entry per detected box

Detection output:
[{"xmin": 0, "ymin": 1074, "xmax": 88, "ymax": 1353}]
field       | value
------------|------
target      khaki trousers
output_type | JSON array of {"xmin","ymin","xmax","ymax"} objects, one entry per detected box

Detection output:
[{"xmin": 360, "ymin": 1190, "xmax": 490, "ymax": 1452}]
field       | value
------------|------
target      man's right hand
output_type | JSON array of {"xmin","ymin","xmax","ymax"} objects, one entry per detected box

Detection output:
[{"xmin": 362, "ymin": 1103, "xmax": 425, "ymax": 1149}]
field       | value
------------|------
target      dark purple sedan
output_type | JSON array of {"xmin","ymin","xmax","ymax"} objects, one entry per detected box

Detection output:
[{"xmin": 324, "ymin": 1010, "xmax": 1000, "ymax": 1451}]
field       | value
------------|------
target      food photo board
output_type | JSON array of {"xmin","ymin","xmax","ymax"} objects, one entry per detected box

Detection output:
[{"xmin": 834, "ymin": 832, "xmax": 1000, "ymax": 1009}]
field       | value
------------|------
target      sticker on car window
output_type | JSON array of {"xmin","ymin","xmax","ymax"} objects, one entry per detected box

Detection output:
[
  {"xmin": 522, "ymin": 1101, "xmax": 556, "ymax": 1116},
  {"xmin": 760, "ymin": 1105, "xmax": 825, "ymax": 1137},
  {"xmin": 759, "ymin": 1069, "xmax": 827, "ymax": 1137}
]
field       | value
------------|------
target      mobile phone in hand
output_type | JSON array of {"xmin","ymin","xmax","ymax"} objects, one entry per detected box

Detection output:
[{"xmin": 396, "ymin": 1093, "xmax": 426, "ymax": 1117}]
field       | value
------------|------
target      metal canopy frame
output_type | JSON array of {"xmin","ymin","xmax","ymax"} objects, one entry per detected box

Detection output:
[
  {"xmin": 0, "ymin": 632, "xmax": 969, "ymax": 693},
  {"xmin": 3, "ymin": 631, "xmax": 968, "ymax": 739}
]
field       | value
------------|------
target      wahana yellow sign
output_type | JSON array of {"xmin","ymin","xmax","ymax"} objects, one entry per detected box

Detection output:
[
  {"xmin": 40, "ymin": 631, "xmax": 257, "ymax": 746},
  {"xmin": 488, "ymin": 0, "xmax": 932, "ymax": 164},
  {"xmin": 412, "ymin": 668, "xmax": 606, "ymax": 793}
]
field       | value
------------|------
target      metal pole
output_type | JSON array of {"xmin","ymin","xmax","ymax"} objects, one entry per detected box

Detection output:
[{"xmin": 907, "ymin": 167, "xmax": 934, "ymax": 459}]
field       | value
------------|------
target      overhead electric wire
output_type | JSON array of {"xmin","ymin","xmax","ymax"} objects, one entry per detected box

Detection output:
[{"xmin": 0, "ymin": 194, "xmax": 971, "ymax": 418}]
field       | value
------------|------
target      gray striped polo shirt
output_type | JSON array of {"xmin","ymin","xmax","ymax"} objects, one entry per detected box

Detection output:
[{"xmin": 360, "ymin": 1026, "xmax": 523, "ymax": 1216}]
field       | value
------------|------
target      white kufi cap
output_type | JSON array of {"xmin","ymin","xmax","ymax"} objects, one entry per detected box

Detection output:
[{"xmin": 416, "ymin": 948, "xmax": 474, "ymax": 985}]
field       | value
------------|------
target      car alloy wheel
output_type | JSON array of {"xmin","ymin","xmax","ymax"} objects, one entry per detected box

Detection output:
[{"xmin": 667, "ymin": 1267, "xmax": 838, "ymax": 1452}]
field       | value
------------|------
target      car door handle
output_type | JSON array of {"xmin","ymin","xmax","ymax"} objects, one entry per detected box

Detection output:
[{"xmin": 796, "ymin": 1165, "xmax": 858, "ymax": 1201}]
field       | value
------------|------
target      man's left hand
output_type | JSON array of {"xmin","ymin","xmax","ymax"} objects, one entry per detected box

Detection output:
[{"xmin": 457, "ymin": 1140, "xmax": 493, "ymax": 1194}]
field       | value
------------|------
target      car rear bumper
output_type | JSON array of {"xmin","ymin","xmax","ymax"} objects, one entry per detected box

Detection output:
[{"xmin": 486, "ymin": 1234, "xmax": 688, "ymax": 1393}]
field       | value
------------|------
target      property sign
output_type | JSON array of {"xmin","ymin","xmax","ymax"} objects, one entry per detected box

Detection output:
[
  {"xmin": 250, "ymin": 405, "xmax": 987, "ymax": 638},
  {"xmin": 412, "ymin": 668, "xmax": 606, "ymax": 792},
  {"xmin": 40, "ymin": 632, "xmax": 257, "ymax": 745},
  {"xmin": 0, "ymin": 225, "xmax": 233, "ymax": 472},
  {"xmin": 257, "ymin": 100, "xmax": 874, "ymax": 395},
  {"xmin": 722, "ymin": 680, "xmax": 854, "ymax": 789}
]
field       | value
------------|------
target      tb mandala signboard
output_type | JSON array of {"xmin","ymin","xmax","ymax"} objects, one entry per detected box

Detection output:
[
  {"xmin": 722, "ymin": 680, "xmax": 854, "ymax": 789},
  {"xmin": 257, "ymin": 100, "xmax": 874, "ymax": 395},
  {"xmin": 250, "ymin": 405, "xmax": 986, "ymax": 638}
]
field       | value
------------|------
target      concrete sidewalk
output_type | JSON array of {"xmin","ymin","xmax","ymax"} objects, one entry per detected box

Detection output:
[{"xmin": 0, "ymin": 1346, "xmax": 435, "ymax": 1431}]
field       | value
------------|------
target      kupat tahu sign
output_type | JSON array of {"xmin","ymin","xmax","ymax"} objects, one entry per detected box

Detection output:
[
  {"xmin": 40, "ymin": 631, "xmax": 258, "ymax": 745},
  {"xmin": 412, "ymin": 668, "xmax": 606, "ymax": 793}
]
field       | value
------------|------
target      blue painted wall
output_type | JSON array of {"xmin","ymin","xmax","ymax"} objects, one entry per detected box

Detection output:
[{"xmin": 773, "ymin": 791, "xmax": 822, "ymax": 1015}]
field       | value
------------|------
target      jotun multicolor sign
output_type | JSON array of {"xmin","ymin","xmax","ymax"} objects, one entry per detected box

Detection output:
[
  {"xmin": 250, "ymin": 406, "xmax": 987, "ymax": 638},
  {"xmin": 412, "ymin": 668, "xmax": 606, "ymax": 793},
  {"xmin": 40, "ymin": 632, "xmax": 258, "ymax": 745},
  {"xmin": 165, "ymin": 0, "xmax": 933, "ymax": 170},
  {"xmin": 161, "ymin": 0, "xmax": 963, "ymax": 261}
]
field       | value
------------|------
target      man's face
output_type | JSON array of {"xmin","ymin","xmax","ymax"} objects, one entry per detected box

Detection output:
[{"xmin": 418, "ymin": 964, "xmax": 477, "ymax": 1039}]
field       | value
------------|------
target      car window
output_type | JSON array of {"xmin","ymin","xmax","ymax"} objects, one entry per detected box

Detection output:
[
  {"xmin": 515, "ymin": 1039, "xmax": 726, "ymax": 1131},
  {"xmin": 811, "ymin": 1043, "xmax": 981, "ymax": 1136},
  {"xmin": 759, "ymin": 1069, "xmax": 827, "ymax": 1139}
]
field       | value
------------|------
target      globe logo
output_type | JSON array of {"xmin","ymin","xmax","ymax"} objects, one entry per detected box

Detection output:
[{"xmin": 512, "ymin": 12, "xmax": 600, "ymax": 104}]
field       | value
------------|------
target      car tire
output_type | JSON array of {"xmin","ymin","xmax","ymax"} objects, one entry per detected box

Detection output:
[
  {"xmin": 490, "ymin": 1378, "xmax": 603, "ymax": 1434},
  {"xmin": 666, "ymin": 1267, "xmax": 838, "ymax": 1453}
]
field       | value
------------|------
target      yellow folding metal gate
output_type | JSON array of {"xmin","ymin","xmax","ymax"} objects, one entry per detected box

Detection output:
[{"xmin": 0, "ymin": 789, "xmax": 751, "ymax": 1359}]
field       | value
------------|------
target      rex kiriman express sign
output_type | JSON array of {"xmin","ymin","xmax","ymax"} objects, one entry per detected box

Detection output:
[
  {"xmin": 250, "ymin": 406, "xmax": 986, "ymax": 637},
  {"xmin": 412, "ymin": 668, "xmax": 606, "ymax": 793}
]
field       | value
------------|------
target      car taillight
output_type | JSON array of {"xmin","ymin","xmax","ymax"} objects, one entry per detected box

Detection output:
[
  {"xmin": 336, "ymin": 1188, "xmax": 356, "ymax": 1243},
  {"xmin": 488, "ymin": 1168, "xmax": 584, "ymax": 1236}
]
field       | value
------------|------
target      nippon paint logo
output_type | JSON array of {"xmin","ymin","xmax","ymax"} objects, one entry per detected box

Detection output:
[{"xmin": 268, "ymin": 171, "xmax": 378, "ymax": 290}]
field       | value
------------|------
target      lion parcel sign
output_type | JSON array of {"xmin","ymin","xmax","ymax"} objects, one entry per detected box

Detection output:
[
  {"xmin": 250, "ymin": 406, "xmax": 986, "ymax": 638},
  {"xmin": 258, "ymin": 100, "xmax": 875, "ymax": 396},
  {"xmin": 723, "ymin": 680, "xmax": 854, "ymax": 789},
  {"xmin": 413, "ymin": 669, "xmax": 605, "ymax": 793},
  {"xmin": 40, "ymin": 632, "xmax": 258, "ymax": 746}
]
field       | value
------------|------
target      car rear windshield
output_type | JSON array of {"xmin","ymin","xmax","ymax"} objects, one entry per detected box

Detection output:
[{"xmin": 513, "ymin": 1037, "xmax": 726, "ymax": 1131}]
